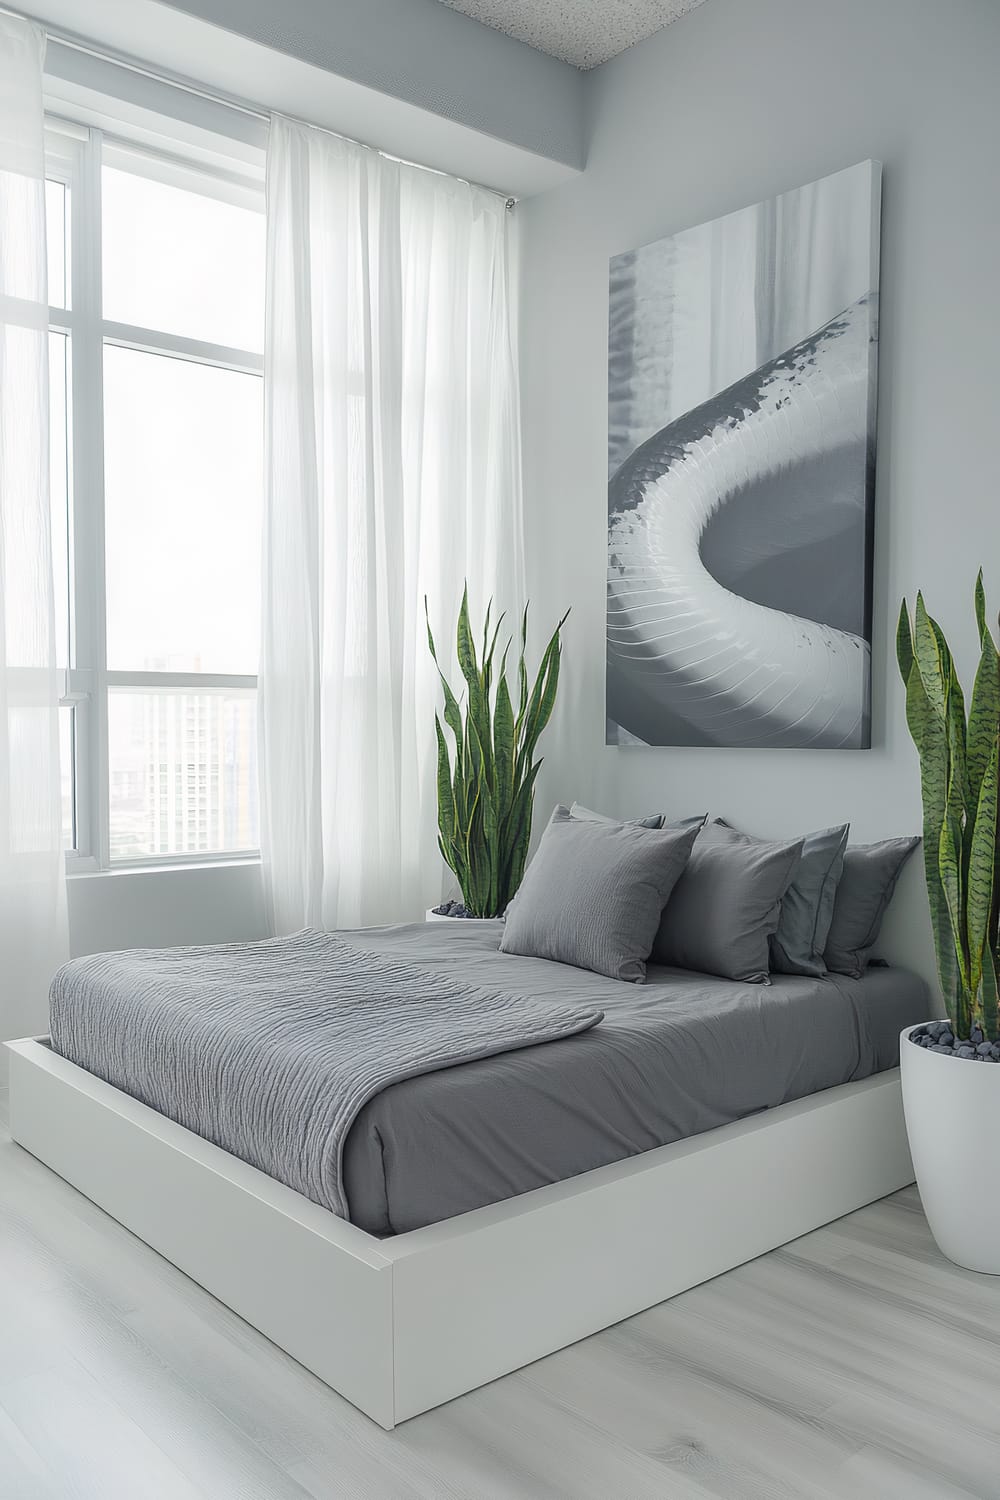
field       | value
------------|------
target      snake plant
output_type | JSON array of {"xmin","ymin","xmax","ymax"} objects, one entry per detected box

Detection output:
[
  {"xmin": 426, "ymin": 588, "xmax": 569, "ymax": 918},
  {"xmin": 897, "ymin": 574, "xmax": 1000, "ymax": 1041}
]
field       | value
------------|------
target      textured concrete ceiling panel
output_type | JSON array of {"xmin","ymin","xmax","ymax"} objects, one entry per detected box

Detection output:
[{"xmin": 434, "ymin": 0, "xmax": 707, "ymax": 69}]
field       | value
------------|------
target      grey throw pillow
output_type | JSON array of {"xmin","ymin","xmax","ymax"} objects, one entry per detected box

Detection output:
[
  {"xmin": 715, "ymin": 819, "xmax": 850, "ymax": 977},
  {"xmin": 823, "ymin": 838, "xmax": 921, "ymax": 977},
  {"xmin": 500, "ymin": 806, "xmax": 700, "ymax": 983},
  {"xmin": 651, "ymin": 819, "xmax": 803, "ymax": 983},
  {"xmin": 569, "ymin": 803, "xmax": 707, "ymax": 833},
  {"xmin": 569, "ymin": 801, "xmax": 664, "ymax": 830}
]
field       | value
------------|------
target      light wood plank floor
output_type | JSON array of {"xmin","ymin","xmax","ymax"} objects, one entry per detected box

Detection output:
[{"xmin": 2, "ymin": 1087, "xmax": 998, "ymax": 1500}]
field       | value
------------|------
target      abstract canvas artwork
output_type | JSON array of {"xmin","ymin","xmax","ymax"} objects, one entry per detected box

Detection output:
[{"xmin": 607, "ymin": 161, "xmax": 882, "ymax": 749}]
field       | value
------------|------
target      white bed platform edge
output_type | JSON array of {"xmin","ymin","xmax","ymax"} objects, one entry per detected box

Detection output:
[{"xmin": 6, "ymin": 1037, "xmax": 914, "ymax": 1430}]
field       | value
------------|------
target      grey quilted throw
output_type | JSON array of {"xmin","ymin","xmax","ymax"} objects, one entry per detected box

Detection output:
[{"xmin": 49, "ymin": 930, "xmax": 604, "ymax": 1220}]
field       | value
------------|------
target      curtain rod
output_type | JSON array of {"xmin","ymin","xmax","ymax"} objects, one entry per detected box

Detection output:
[{"xmin": 5, "ymin": 6, "xmax": 516, "ymax": 207}]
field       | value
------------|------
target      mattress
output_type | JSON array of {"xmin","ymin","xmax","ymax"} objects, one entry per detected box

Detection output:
[
  {"xmin": 340, "ymin": 922, "xmax": 929, "ymax": 1233},
  {"xmin": 50, "ymin": 921, "xmax": 929, "ymax": 1237}
]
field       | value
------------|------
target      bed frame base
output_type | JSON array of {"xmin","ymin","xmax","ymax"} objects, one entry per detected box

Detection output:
[{"xmin": 6, "ymin": 1038, "xmax": 914, "ymax": 1429}]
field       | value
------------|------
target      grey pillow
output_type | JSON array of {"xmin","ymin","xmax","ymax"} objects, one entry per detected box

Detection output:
[
  {"xmin": 500, "ymin": 806, "xmax": 700, "ymax": 983},
  {"xmin": 569, "ymin": 803, "xmax": 707, "ymax": 834},
  {"xmin": 716, "ymin": 819, "xmax": 850, "ymax": 977},
  {"xmin": 823, "ymin": 838, "xmax": 921, "ymax": 977},
  {"xmin": 569, "ymin": 801, "xmax": 664, "ymax": 830},
  {"xmin": 651, "ymin": 819, "xmax": 803, "ymax": 983}
]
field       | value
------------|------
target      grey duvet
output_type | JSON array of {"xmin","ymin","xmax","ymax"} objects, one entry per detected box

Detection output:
[
  {"xmin": 50, "ymin": 922, "xmax": 929, "ymax": 1236},
  {"xmin": 48, "ymin": 929, "xmax": 603, "ymax": 1220}
]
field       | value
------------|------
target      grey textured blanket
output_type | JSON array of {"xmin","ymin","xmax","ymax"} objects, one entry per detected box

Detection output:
[{"xmin": 49, "ymin": 929, "xmax": 604, "ymax": 1219}]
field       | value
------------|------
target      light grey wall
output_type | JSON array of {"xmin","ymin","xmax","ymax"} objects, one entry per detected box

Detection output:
[
  {"xmin": 59, "ymin": 0, "xmax": 998, "ymax": 971},
  {"xmin": 67, "ymin": 863, "xmax": 267, "ymax": 958},
  {"xmin": 155, "ymin": 0, "xmax": 585, "ymax": 168},
  {"xmin": 518, "ymin": 0, "xmax": 1000, "ymax": 979}
]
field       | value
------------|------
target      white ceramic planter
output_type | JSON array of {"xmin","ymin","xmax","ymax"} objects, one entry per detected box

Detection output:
[{"xmin": 899, "ymin": 1023, "xmax": 1000, "ymax": 1273}]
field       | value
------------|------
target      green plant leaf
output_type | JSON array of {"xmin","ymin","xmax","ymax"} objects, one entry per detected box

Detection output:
[
  {"xmin": 484, "ymin": 610, "xmax": 505, "ymax": 681},
  {"xmin": 939, "ymin": 764, "xmax": 968, "ymax": 992},
  {"xmin": 912, "ymin": 593, "xmax": 948, "ymax": 722},
  {"xmin": 425, "ymin": 598, "xmax": 465, "ymax": 743},
  {"xmin": 480, "ymin": 777, "xmax": 500, "ymax": 916},
  {"xmin": 517, "ymin": 604, "xmax": 529, "ymax": 726},
  {"xmin": 455, "ymin": 585, "xmax": 477, "ymax": 682},
  {"xmin": 434, "ymin": 715, "xmax": 456, "ymax": 844},
  {"xmin": 945, "ymin": 660, "xmax": 971, "ymax": 828},
  {"xmin": 967, "ymin": 631, "xmax": 1000, "ymax": 815},
  {"xmin": 967, "ymin": 735, "xmax": 999, "ymax": 1003},
  {"xmin": 502, "ymin": 761, "xmax": 543, "ymax": 899},
  {"xmin": 975, "ymin": 569, "xmax": 988, "ymax": 647},
  {"xmin": 981, "ymin": 947, "xmax": 1000, "ymax": 1044},
  {"xmin": 480, "ymin": 599, "xmax": 492, "ymax": 671},
  {"xmin": 494, "ymin": 673, "xmax": 515, "ymax": 822},
  {"xmin": 517, "ymin": 610, "xmax": 570, "ymax": 773},
  {"xmin": 903, "ymin": 654, "xmax": 962, "ymax": 1026},
  {"xmin": 895, "ymin": 599, "xmax": 914, "ymax": 687}
]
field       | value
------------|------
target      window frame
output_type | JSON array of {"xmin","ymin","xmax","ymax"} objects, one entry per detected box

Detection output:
[{"xmin": 46, "ymin": 118, "xmax": 265, "ymax": 874}]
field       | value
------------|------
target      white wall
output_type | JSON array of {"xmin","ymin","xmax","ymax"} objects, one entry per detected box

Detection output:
[
  {"xmin": 67, "ymin": 863, "xmax": 267, "ymax": 958},
  {"xmin": 56, "ymin": 0, "xmax": 999, "ymax": 973},
  {"xmin": 518, "ymin": 0, "xmax": 1000, "ymax": 980}
]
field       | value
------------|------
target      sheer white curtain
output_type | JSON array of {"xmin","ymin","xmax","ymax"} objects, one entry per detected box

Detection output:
[
  {"xmin": 0, "ymin": 14, "xmax": 68, "ymax": 1049},
  {"xmin": 261, "ymin": 115, "xmax": 524, "ymax": 932}
]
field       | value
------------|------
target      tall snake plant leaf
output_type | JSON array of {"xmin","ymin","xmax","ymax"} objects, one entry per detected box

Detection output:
[
  {"xmin": 480, "ymin": 775, "xmax": 500, "ymax": 916},
  {"xmin": 898, "ymin": 576, "xmax": 1000, "ymax": 1043},
  {"xmin": 981, "ymin": 946, "xmax": 1000, "ymax": 1044},
  {"xmin": 429, "ymin": 588, "xmax": 569, "ymax": 917},
  {"xmin": 967, "ymin": 622, "xmax": 1000, "ymax": 814},
  {"xmin": 941, "ymin": 792, "xmax": 970, "ymax": 1024},
  {"xmin": 966, "ymin": 630, "xmax": 1000, "ymax": 1032},
  {"xmin": 516, "ymin": 612, "xmax": 569, "ymax": 778},
  {"xmin": 896, "ymin": 600, "xmax": 915, "ymax": 689},
  {"xmin": 946, "ymin": 660, "xmax": 971, "ymax": 818},
  {"xmin": 425, "ymin": 602, "xmax": 465, "ymax": 744},
  {"xmin": 912, "ymin": 594, "xmax": 947, "ymax": 722},
  {"xmin": 434, "ymin": 715, "xmax": 456, "ymax": 844},
  {"xmin": 502, "ymin": 760, "xmax": 543, "ymax": 898},
  {"xmin": 975, "ymin": 568, "xmax": 988, "ymax": 648},
  {"xmin": 900, "ymin": 600, "xmax": 962, "ymax": 1025},
  {"xmin": 480, "ymin": 599, "xmax": 492, "ymax": 678},
  {"xmin": 966, "ymin": 734, "xmax": 999, "ymax": 1017},
  {"xmin": 494, "ymin": 674, "xmax": 515, "ymax": 819},
  {"xmin": 458, "ymin": 585, "xmax": 497, "ymax": 786},
  {"xmin": 945, "ymin": 662, "xmax": 973, "ymax": 974},
  {"xmin": 916, "ymin": 601, "xmax": 970, "ymax": 1014},
  {"xmin": 455, "ymin": 589, "xmax": 486, "ymax": 740}
]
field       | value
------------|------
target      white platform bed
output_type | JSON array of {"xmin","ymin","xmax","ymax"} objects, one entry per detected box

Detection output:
[{"xmin": 6, "ymin": 1035, "xmax": 913, "ymax": 1430}]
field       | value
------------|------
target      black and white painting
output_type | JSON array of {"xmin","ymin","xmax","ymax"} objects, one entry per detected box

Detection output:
[{"xmin": 607, "ymin": 160, "xmax": 881, "ymax": 749}]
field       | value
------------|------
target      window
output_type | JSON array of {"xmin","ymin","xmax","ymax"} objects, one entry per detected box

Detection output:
[{"xmin": 46, "ymin": 123, "xmax": 265, "ymax": 868}]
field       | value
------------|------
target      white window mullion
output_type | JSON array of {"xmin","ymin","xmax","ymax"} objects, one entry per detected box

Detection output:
[
  {"xmin": 102, "ymin": 321, "xmax": 262, "ymax": 376},
  {"xmin": 70, "ymin": 127, "xmax": 110, "ymax": 870},
  {"xmin": 106, "ymin": 671, "xmax": 256, "ymax": 692}
]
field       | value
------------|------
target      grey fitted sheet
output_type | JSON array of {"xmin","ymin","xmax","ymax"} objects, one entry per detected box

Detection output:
[{"xmin": 340, "ymin": 922, "xmax": 929, "ymax": 1234}]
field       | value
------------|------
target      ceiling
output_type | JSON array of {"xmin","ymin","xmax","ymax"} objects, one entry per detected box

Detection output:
[{"xmin": 433, "ymin": 0, "xmax": 708, "ymax": 70}]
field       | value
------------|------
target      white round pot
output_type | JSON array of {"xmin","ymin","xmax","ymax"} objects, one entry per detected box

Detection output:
[{"xmin": 899, "ymin": 1023, "xmax": 1000, "ymax": 1273}]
